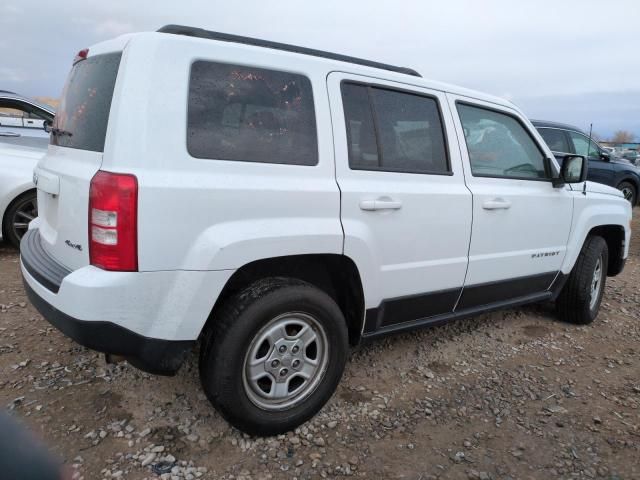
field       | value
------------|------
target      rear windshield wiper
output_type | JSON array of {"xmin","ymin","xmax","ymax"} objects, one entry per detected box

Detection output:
[{"xmin": 50, "ymin": 128, "xmax": 73, "ymax": 137}]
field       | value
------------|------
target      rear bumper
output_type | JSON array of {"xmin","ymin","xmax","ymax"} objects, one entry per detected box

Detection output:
[
  {"xmin": 22, "ymin": 277, "xmax": 193, "ymax": 375},
  {"xmin": 20, "ymin": 229, "xmax": 233, "ymax": 375}
]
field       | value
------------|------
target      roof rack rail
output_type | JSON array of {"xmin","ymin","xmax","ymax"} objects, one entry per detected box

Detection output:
[{"xmin": 157, "ymin": 25, "xmax": 422, "ymax": 78}]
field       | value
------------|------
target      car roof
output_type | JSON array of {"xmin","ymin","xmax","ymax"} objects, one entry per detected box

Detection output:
[
  {"xmin": 159, "ymin": 25, "xmax": 422, "ymax": 78},
  {"xmin": 531, "ymin": 119, "xmax": 586, "ymax": 135},
  {"xmin": 0, "ymin": 91, "xmax": 56, "ymax": 114},
  {"xmin": 133, "ymin": 26, "xmax": 516, "ymax": 111}
]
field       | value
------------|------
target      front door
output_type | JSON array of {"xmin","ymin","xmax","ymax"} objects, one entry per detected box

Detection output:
[
  {"xmin": 448, "ymin": 95, "xmax": 573, "ymax": 309},
  {"xmin": 328, "ymin": 73, "xmax": 472, "ymax": 332}
]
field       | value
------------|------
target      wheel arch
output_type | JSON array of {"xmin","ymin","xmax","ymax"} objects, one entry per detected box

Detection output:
[
  {"xmin": 202, "ymin": 254, "xmax": 366, "ymax": 345},
  {"xmin": 617, "ymin": 176, "xmax": 639, "ymax": 205},
  {"xmin": 561, "ymin": 198, "xmax": 631, "ymax": 278},
  {"xmin": 588, "ymin": 224, "xmax": 626, "ymax": 276},
  {"xmin": 1, "ymin": 187, "xmax": 37, "ymax": 239}
]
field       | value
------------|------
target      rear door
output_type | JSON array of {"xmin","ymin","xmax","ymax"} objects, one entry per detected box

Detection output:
[
  {"xmin": 34, "ymin": 50, "xmax": 122, "ymax": 270},
  {"xmin": 448, "ymin": 95, "xmax": 573, "ymax": 309},
  {"xmin": 328, "ymin": 73, "xmax": 472, "ymax": 331}
]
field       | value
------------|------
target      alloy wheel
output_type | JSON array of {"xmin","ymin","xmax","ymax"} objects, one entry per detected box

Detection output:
[{"xmin": 242, "ymin": 312, "xmax": 329, "ymax": 411}]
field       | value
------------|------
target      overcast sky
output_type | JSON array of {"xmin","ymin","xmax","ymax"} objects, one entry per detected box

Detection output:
[{"xmin": 2, "ymin": 0, "xmax": 638, "ymax": 139}]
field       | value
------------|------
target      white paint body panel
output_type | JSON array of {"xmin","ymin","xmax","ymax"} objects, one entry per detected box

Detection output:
[
  {"xmin": 327, "ymin": 73, "xmax": 472, "ymax": 309},
  {"xmin": 447, "ymin": 94, "xmax": 573, "ymax": 285},
  {"xmin": 562, "ymin": 184, "xmax": 632, "ymax": 274},
  {"xmin": 24, "ymin": 30, "xmax": 633, "ymax": 342},
  {"xmin": 22, "ymin": 260, "xmax": 232, "ymax": 340}
]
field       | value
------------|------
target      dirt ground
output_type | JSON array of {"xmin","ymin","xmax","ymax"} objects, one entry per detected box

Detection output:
[{"xmin": 1, "ymin": 211, "xmax": 638, "ymax": 480}]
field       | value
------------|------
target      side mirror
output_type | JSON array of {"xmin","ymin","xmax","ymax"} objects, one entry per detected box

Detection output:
[
  {"xmin": 562, "ymin": 155, "xmax": 588, "ymax": 183},
  {"xmin": 600, "ymin": 152, "xmax": 610, "ymax": 161},
  {"xmin": 43, "ymin": 119, "xmax": 53, "ymax": 133}
]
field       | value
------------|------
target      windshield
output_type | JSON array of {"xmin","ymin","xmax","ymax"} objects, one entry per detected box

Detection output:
[{"xmin": 50, "ymin": 52, "xmax": 121, "ymax": 152}]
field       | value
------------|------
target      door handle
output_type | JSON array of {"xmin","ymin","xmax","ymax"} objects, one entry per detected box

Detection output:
[
  {"xmin": 359, "ymin": 198, "xmax": 403, "ymax": 211},
  {"xmin": 0, "ymin": 131, "xmax": 20, "ymax": 137},
  {"xmin": 482, "ymin": 198, "xmax": 511, "ymax": 210}
]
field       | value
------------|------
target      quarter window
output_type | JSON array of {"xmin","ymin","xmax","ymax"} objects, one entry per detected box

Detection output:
[
  {"xmin": 457, "ymin": 104, "xmax": 548, "ymax": 180},
  {"xmin": 341, "ymin": 83, "xmax": 450, "ymax": 174},
  {"xmin": 188, "ymin": 61, "xmax": 318, "ymax": 165},
  {"xmin": 538, "ymin": 127, "xmax": 570, "ymax": 153}
]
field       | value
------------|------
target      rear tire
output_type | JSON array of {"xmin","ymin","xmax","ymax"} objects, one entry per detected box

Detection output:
[
  {"xmin": 2, "ymin": 191, "xmax": 37, "ymax": 249},
  {"xmin": 617, "ymin": 181, "xmax": 637, "ymax": 205},
  {"xmin": 556, "ymin": 236, "xmax": 608, "ymax": 325},
  {"xmin": 199, "ymin": 277, "xmax": 349, "ymax": 436}
]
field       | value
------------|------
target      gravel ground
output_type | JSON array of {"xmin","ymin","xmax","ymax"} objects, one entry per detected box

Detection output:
[{"xmin": 1, "ymin": 210, "xmax": 638, "ymax": 480}]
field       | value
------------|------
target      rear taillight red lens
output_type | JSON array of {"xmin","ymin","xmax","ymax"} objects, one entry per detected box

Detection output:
[{"xmin": 89, "ymin": 170, "xmax": 138, "ymax": 271}]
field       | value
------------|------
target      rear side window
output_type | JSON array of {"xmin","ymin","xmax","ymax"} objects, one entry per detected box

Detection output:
[
  {"xmin": 51, "ymin": 52, "xmax": 121, "ymax": 152},
  {"xmin": 457, "ymin": 103, "xmax": 548, "ymax": 180},
  {"xmin": 538, "ymin": 127, "xmax": 570, "ymax": 153},
  {"xmin": 188, "ymin": 61, "xmax": 318, "ymax": 165},
  {"xmin": 341, "ymin": 83, "xmax": 449, "ymax": 174}
]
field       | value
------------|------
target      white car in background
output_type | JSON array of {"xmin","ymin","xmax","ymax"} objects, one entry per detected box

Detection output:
[
  {"xmin": 0, "ymin": 142, "xmax": 42, "ymax": 247},
  {"xmin": 0, "ymin": 91, "xmax": 55, "ymax": 149}
]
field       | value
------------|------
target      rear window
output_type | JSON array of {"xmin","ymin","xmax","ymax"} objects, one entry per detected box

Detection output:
[
  {"xmin": 341, "ymin": 83, "xmax": 450, "ymax": 174},
  {"xmin": 50, "ymin": 52, "xmax": 121, "ymax": 152},
  {"xmin": 187, "ymin": 61, "xmax": 318, "ymax": 165}
]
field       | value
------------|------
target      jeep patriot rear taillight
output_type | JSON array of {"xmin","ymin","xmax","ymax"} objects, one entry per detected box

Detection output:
[{"xmin": 89, "ymin": 171, "xmax": 138, "ymax": 271}]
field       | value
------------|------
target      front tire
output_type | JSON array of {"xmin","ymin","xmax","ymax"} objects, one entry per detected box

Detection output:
[
  {"xmin": 199, "ymin": 277, "xmax": 349, "ymax": 436},
  {"xmin": 556, "ymin": 236, "xmax": 608, "ymax": 324}
]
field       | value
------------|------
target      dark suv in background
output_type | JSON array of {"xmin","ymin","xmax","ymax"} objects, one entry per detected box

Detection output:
[{"xmin": 533, "ymin": 120, "xmax": 640, "ymax": 205}]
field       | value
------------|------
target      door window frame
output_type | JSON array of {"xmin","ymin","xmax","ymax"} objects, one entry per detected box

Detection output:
[
  {"xmin": 341, "ymin": 80, "xmax": 453, "ymax": 176},
  {"xmin": 456, "ymin": 100, "xmax": 553, "ymax": 182}
]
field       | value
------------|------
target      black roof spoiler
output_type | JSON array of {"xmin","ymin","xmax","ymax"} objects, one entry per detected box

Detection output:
[{"xmin": 157, "ymin": 25, "xmax": 421, "ymax": 78}]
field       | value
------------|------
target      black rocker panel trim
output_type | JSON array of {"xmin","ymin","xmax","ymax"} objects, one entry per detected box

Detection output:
[
  {"xmin": 456, "ymin": 271, "xmax": 558, "ymax": 310},
  {"xmin": 364, "ymin": 287, "xmax": 461, "ymax": 332},
  {"xmin": 363, "ymin": 291, "xmax": 553, "ymax": 339},
  {"xmin": 363, "ymin": 271, "xmax": 559, "ymax": 335}
]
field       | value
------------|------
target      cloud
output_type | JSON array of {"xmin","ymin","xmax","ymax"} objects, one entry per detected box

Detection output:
[
  {"xmin": 0, "ymin": 67, "xmax": 26, "ymax": 83},
  {"xmin": 517, "ymin": 90, "xmax": 640, "ymax": 139},
  {"xmin": 95, "ymin": 20, "xmax": 135, "ymax": 37},
  {"xmin": 2, "ymin": 0, "xmax": 638, "ymax": 137}
]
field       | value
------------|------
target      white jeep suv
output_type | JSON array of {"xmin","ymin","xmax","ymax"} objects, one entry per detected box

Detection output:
[{"xmin": 21, "ymin": 26, "xmax": 632, "ymax": 436}]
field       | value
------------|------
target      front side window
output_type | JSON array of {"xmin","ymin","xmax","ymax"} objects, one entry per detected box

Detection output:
[
  {"xmin": 188, "ymin": 62, "xmax": 318, "ymax": 165},
  {"xmin": 341, "ymin": 83, "xmax": 449, "ymax": 174},
  {"xmin": 457, "ymin": 104, "xmax": 547, "ymax": 180},
  {"xmin": 568, "ymin": 131, "xmax": 600, "ymax": 158},
  {"xmin": 538, "ymin": 127, "xmax": 570, "ymax": 153}
]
